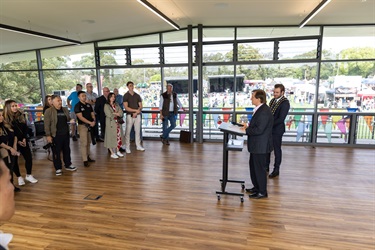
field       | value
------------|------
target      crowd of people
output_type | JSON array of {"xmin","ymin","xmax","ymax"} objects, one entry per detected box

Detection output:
[
  {"xmin": 41, "ymin": 81, "xmax": 185, "ymax": 175},
  {"xmin": 0, "ymin": 83, "xmax": 291, "ymax": 248}
]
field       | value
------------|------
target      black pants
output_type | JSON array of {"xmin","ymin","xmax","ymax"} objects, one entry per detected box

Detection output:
[
  {"xmin": 249, "ymin": 153, "xmax": 268, "ymax": 194},
  {"xmin": 3, "ymin": 155, "xmax": 15, "ymax": 184},
  {"xmin": 97, "ymin": 114, "xmax": 106, "ymax": 139},
  {"xmin": 13, "ymin": 142, "xmax": 33, "ymax": 176},
  {"xmin": 266, "ymin": 132, "xmax": 283, "ymax": 171},
  {"xmin": 52, "ymin": 133, "xmax": 72, "ymax": 170}
]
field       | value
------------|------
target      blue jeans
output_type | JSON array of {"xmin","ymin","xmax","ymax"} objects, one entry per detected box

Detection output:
[{"xmin": 162, "ymin": 112, "xmax": 177, "ymax": 140}]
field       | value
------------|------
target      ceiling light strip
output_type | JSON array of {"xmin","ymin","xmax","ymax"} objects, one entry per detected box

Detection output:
[
  {"xmin": 299, "ymin": 0, "xmax": 331, "ymax": 28},
  {"xmin": 137, "ymin": 0, "xmax": 180, "ymax": 30},
  {"xmin": 0, "ymin": 23, "xmax": 81, "ymax": 45}
]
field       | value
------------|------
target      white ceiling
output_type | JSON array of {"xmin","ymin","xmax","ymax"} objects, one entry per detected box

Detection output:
[{"xmin": 0, "ymin": 0, "xmax": 374, "ymax": 55}]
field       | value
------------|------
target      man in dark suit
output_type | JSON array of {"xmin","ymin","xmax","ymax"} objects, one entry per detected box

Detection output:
[
  {"xmin": 94, "ymin": 87, "xmax": 110, "ymax": 141},
  {"xmin": 244, "ymin": 89, "xmax": 274, "ymax": 199},
  {"xmin": 267, "ymin": 84, "xmax": 290, "ymax": 178}
]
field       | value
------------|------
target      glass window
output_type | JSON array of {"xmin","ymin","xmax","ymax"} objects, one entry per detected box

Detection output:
[
  {"xmin": 237, "ymin": 27, "xmax": 320, "ymax": 39},
  {"xmin": 322, "ymin": 26, "xmax": 375, "ymax": 60},
  {"xmin": 164, "ymin": 46, "xmax": 188, "ymax": 64},
  {"xmin": 203, "ymin": 44, "xmax": 233, "ymax": 62},
  {"xmin": 278, "ymin": 39, "xmax": 318, "ymax": 60},
  {"xmin": 238, "ymin": 42, "xmax": 274, "ymax": 61},
  {"xmin": 356, "ymin": 114, "xmax": 375, "ymax": 145},
  {"xmin": 0, "ymin": 51, "xmax": 37, "ymax": 70},
  {"xmin": 163, "ymin": 67, "xmax": 191, "ymax": 108},
  {"xmin": 0, "ymin": 71, "xmax": 41, "ymax": 106},
  {"xmin": 236, "ymin": 63, "xmax": 318, "ymax": 110},
  {"xmin": 319, "ymin": 61, "xmax": 375, "ymax": 111},
  {"xmin": 41, "ymin": 44, "xmax": 95, "ymax": 69},
  {"xmin": 44, "ymin": 69, "xmax": 98, "ymax": 107},
  {"xmin": 98, "ymin": 34, "xmax": 160, "ymax": 46},
  {"xmin": 202, "ymin": 28, "xmax": 235, "ymax": 42},
  {"xmin": 99, "ymin": 49, "xmax": 125, "ymax": 66},
  {"xmin": 202, "ymin": 65, "xmax": 235, "ymax": 107},
  {"xmin": 99, "ymin": 67, "xmax": 161, "ymax": 107},
  {"xmin": 163, "ymin": 30, "xmax": 188, "ymax": 44},
  {"xmin": 131, "ymin": 47, "xmax": 159, "ymax": 65},
  {"xmin": 316, "ymin": 113, "xmax": 348, "ymax": 144}
]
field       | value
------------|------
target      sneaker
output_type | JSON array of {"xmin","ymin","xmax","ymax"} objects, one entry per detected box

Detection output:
[
  {"xmin": 25, "ymin": 175, "xmax": 38, "ymax": 184},
  {"xmin": 116, "ymin": 152, "xmax": 124, "ymax": 157},
  {"xmin": 111, "ymin": 153, "xmax": 119, "ymax": 159},
  {"xmin": 136, "ymin": 146, "xmax": 145, "ymax": 151},
  {"xmin": 14, "ymin": 186, "xmax": 21, "ymax": 192},
  {"xmin": 56, "ymin": 169, "xmax": 62, "ymax": 176},
  {"xmin": 18, "ymin": 176, "xmax": 25, "ymax": 186},
  {"xmin": 65, "ymin": 165, "xmax": 77, "ymax": 171},
  {"xmin": 165, "ymin": 140, "xmax": 170, "ymax": 146},
  {"xmin": 125, "ymin": 148, "xmax": 131, "ymax": 154},
  {"xmin": 119, "ymin": 147, "xmax": 126, "ymax": 153}
]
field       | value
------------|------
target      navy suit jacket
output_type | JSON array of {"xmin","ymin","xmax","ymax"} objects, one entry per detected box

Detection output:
[
  {"xmin": 95, "ymin": 95, "xmax": 107, "ymax": 118},
  {"xmin": 246, "ymin": 104, "xmax": 274, "ymax": 154},
  {"xmin": 271, "ymin": 99, "xmax": 290, "ymax": 135}
]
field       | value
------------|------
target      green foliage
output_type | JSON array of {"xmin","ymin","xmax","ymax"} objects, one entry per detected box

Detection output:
[{"xmin": 338, "ymin": 47, "xmax": 375, "ymax": 77}]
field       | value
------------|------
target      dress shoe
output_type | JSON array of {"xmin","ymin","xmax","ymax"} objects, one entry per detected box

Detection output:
[
  {"xmin": 245, "ymin": 187, "xmax": 257, "ymax": 193},
  {"xmin": 88, "ymin": 157, "xmax": 95, "ymax": 162},
  {"xmin": 249, "ymin": 193, "xmax": 268, "ymax": 199},
  {"xmin": 119, "ymin": 148, "xmax": 126, "ymax": 153},
  {"xmin": 96, "ymin": 138, "xmax": 104, "ymax": 142},
  {"xmin": 14, "ymin": 186, "xmax": 21, "ymax": 192},
  {"xmin": 162, "ymin": 139, "xmax": 170, "ymax": 145},
  {"xmin": 84, "ymin": 161, "xmax": 89, "ymax": 167},
  {"xmin": 269, "ymin": 171, "xmax": 279, "ymax": 178}
]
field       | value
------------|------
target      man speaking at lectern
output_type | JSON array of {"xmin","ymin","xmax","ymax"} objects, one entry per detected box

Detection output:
[{"xmin": 243, "ymin": 89, "xmax": 273, "ymax": 199}]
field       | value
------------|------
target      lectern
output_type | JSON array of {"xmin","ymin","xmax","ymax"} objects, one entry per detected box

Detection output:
[{"xmin": 216, "ymin": 122, "xmax": 246, "ymax": 202}]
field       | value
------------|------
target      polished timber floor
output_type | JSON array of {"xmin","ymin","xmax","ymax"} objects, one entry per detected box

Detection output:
[{"xmin": 1, "ymin": 139, "xmax": 374, "ymax": 249}]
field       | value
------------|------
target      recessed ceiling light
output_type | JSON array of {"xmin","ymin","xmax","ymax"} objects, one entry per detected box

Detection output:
[
  {"xmin": 82, "ymin": 20, "xmax": 96, "ymax": 24},
  {"xmin": 214, "ymin": 3, "xmax": 229, "ymax": 9}
]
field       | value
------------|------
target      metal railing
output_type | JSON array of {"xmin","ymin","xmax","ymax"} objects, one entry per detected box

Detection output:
[{"xmin": 23, "ymin": 108, "xmax": 375, "ymax": 148}]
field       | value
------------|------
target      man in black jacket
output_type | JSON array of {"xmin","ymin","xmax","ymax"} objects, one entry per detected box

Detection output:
[
  {"xmin": 244, "ymin": 89, "xmax": 274, "ymax": 199},
  {"xmin": 94, "ymin": 87, "xmax": 110, "ymax": 141},
  {"xmin": 266, "ymin": 84, "xmax": 290, "ymax": 178}
]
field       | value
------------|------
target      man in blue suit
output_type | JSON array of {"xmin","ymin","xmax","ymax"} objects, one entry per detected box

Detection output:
[
  {"xmin": 267, "ymin": 84, "xmax": 290, "ymax": 178},
  {"xmin": 244, "ymin": 89, "xmax": 274, "ymax": 199}
]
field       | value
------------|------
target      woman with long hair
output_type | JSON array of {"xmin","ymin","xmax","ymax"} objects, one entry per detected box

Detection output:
[
  {"xmin": 43, "ymin": 94, "xmax": 53, "ymax": 115},
  {"xmin": 104, "ymin": 92, "xmax": 124, "ymax": 159},
  {"xmin": 3, "ymin": 100, "xmax": 38, "ymax": 186},
  {"xmin": 0, "ymin": 111, "xmax": 21, "ymax": 192}
]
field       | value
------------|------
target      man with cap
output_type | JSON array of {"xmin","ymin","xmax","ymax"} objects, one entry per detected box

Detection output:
[{"xmin": 159, "ymin": 83, "xmax": 185, "ymax": 145}]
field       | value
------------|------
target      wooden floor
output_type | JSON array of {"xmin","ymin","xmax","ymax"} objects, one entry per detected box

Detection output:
[{"xmin": 1, "ymin": 139, "xmax": 374, "ymax": 249}]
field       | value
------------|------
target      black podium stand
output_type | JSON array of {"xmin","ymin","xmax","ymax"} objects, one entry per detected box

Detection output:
[{"xmin": 216, "ymin": 122, "xmax": 246, "ymax": 202}]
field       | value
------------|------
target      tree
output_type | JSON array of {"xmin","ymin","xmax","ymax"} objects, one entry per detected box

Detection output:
[
  {"xmin": 0, "ymin": 60, "xmax": 41, "ymax": 104},
  {"xmin": 339, "ymin": 47, "xmax": 375, "ymax": 77}
]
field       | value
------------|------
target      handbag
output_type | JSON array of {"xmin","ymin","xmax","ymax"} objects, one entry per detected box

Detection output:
[{"xmin": 117, "ymin": 117, "xmax": 125, "ymax": 124}]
